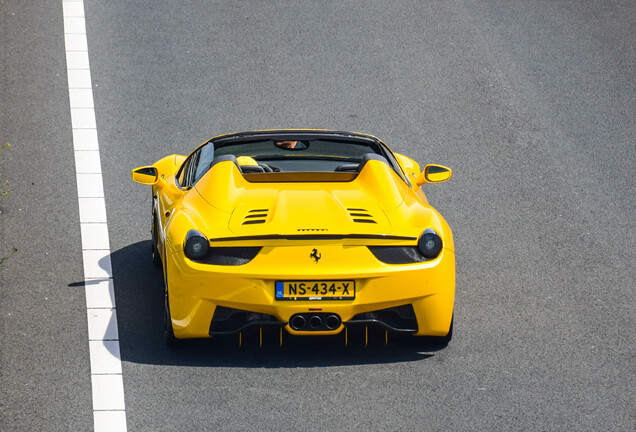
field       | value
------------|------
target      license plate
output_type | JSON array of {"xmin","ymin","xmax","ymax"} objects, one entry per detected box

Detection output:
[{"xmin": 275, "ymin": 280, "xmax": 355, "ymax": 300}]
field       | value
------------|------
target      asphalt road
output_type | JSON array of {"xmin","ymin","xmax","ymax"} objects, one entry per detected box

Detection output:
[{"xmin": 1, "ymin": 1, "xmax": 634, "ymax": 431}]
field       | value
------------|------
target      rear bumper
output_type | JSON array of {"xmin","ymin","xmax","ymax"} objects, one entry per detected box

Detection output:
[
  {"xmin": 209, "ymin": 304, "xmax": 419, "ymax": 336},
  {"xmin": 166, "ymin": 244, "xmax": 455, "ymax": 338}
]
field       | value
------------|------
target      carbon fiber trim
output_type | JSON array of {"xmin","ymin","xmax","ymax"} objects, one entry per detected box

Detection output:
[{"xmin": 209, "ymin": 234, "xmax": 417, "ymax": 242}]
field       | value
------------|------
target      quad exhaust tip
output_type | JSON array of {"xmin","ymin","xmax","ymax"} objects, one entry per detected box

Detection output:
[
  {"xmin": 290, "ymin": 315, "xmax": 306, "ymax": 330},
  {"xmin": 325, "ymin": 314, "xmax": 341, "ymax": 330},
  {"xmin": 309, "ymin": 315, "xmax": 322, "ymax": 329},
  {"xmin": 290, "ymin": 313, "xmax": 341, "ymax": 331}
]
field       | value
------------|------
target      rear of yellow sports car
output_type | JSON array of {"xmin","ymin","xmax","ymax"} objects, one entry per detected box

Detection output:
[
  {"xmin": 166, "ymin": 240, "xmax": 454, "ymax": 339},
  {"xmin": 162, "ymin": 155, "xmax": 455, "ymax": 342}
]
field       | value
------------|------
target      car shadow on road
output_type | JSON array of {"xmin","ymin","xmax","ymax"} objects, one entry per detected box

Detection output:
[{"xmin": 106, "ymin": 240, "xmax": 445, "ymax": 368}]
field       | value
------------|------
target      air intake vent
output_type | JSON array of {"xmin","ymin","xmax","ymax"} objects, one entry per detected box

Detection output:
[
  {"xmin": 347, "ymin": 208, "xmax": 377, "ymax": 224},
  {"xmin": 242, "ymin": 208, "xmax": 268, "ymax": 225}
]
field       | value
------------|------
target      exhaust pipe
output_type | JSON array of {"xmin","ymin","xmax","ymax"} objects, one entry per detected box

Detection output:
[
  {"xmin": 289, "ymin": 313, "xmax": 341, "ymax": 331},
  {"xmin": 309, "ymin": 315, "xmax": 322, "ymax": 329},
  {"xmin": 290, "ymin": 315, "xmax": 306, "ymax": 330},
  {"xmin": 325, "ymin": 314, "xmax": 341, "ymax": 330}
]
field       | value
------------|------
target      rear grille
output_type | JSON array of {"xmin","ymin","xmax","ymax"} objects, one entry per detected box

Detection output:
[
  {"xmin": 347, "ymin": 208, "xmax": 377, "ymax": 224},
  {"xmin": 210, "ymin": 306, "xmax": 285, "ymax": 335},
  {"xmin": 346, "ymin": 304, "xmax": 417, "ymax": 333},
  {"xmin": 242, "ymin": 208, "xmax": 268, "ymax": 225}
]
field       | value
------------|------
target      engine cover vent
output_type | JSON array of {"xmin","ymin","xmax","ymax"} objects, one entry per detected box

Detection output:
[
  {"xmin": 242, "ymin": 208, "xmax": 269, "ymax": 225},
  {"xmin": 347, "ymin": 208, "xmax": 377, "ymax": 224}
]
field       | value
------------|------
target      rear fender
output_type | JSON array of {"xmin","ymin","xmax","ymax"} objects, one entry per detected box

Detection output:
[
  {"xmin": 153, "ymin": 154, "xmax": 186, "ymax": 180},
  {"xmin": 394, "ymin": 153, "xmax": 421, "ymax": 187}
]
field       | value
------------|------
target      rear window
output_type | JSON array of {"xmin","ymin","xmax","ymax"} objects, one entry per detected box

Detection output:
[
  {"xmin": 183, "ymin": 134, "xmax": 408, "ymax": 185},
  {"xmin": 213, "ymin": 139, "xmax": 381, "ymax": 173}
]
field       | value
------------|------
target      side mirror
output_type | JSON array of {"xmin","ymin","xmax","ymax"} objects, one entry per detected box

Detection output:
[
  {"xmin": 132, "ymin": 166, "xmax": 158, "ymax": 185},
  {"xmin": 415, "ymin": 164, "xmax": 452, "ymax": 186}
]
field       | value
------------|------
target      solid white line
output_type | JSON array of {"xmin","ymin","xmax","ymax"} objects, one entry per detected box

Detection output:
[
  {"xmin": 68, "ymin": 70, "xmax": 93, "ymax": 89},
  {"xmin": 94, "ymin": 411, "xmax": 127, "ymax": 432},
  {"xmin": 80, "ymin": 224, "xmax": 111, "ymax": 250},
  {"xmin": 71, "ymin": 108, "xmax": 97, "ymax": 128},
  {"xmin": 84, "ymin": 280, "xmax": 117, "ymax": 309},
  {"xmin": 69, "ymin": 88, "xmax": 95, "ymax": 108},
  {"xmin": 74, "ymin": 150, "xmax": 102, "ymax": 173},
  {"xmin": 66, "ymin": 51, "xmax": 90, "ymax": 69},
  {"xmin": 63, "ymin": 2, "xmax": 85, "ymax": 18},
  {"xmin": 72, "ymin": 129, "xmax": 99, "ymax": 150},
  {"xmin": 63, "ymin": 0, "xmax": 128, "ymax": 430},
  {"xmin": 78, "ymin": 198, "xmax": 108, "ymax": 223},
  {"xmin": 76, "ymin": 173, "xmax": 105, "ymax": 197},
  {"xmin": 87, "ymin": 309, "xmax": 119, "ymax": 340},
  {"xmin": 89, "ymin": 341, "xmax": 123, "ymax": 374},
  {"xmin": 91, "ymin": 375, "xmax": 126, "ymax": 410},
  {"xmin": 65, "ymin": 34, "xmax": 89, "ymax": 51}
]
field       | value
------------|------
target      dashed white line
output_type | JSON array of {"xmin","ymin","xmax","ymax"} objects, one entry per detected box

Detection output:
[{"xmin": 62, "ymin": 0, "xmax": 128, "ymax": 430}]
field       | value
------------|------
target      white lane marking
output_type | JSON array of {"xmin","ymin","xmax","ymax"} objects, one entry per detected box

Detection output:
[
  {"xmin": 65, "ymin": 33, "xmax": 88, "ymax": 51},
  {"xmin": 68, "ymin": 69, "xmax": 93, "ymax": 89},
  {"xmin": 80, "ymin": 224, "xmax": 111, "ymax": 250},
  {"xmin": 75, "ymin": 150, "xmax": 102, "ymax": 173},
  {"xmin": 91, "ymin": 375, "xmax": 126, "ymax": 410},
  {"xmin": 87, "ymin": 309, "xmax": 120, "ymax": 341},
  {"xmin": 64, "ymin": 17, "xmax": 87, "ymax": 34},
  {"xmin": 76, "ymin": 173, "xmax": 105, "ymax": 197},
  {"xmin": 85, "ymin": 280, "xmax": 116, "ymax": 309},
  {"xmin": 63, "ymin": 1, "xmax": 85, "ymax": 17},
  {"xmin": 73, "ymin": 129, "xmax": 99, "ymax": 149},
  {"xmin": 71, "ymin": 108, "xmax": 97, "ymax": 128},
  {"xmin": 63, "ymin": 1, "xmax": 128, "ymax": 430},
  {"xmin": 78, "ymin": 198, "xmax": 108, "ymax": 223},
  {"xmin": 89, "ymin": 341, "xmax": 123, "ymax": 374},
  {"xmin": 94, "ymin": 411, "xmax": 127, "ymax": 432},
  {"xmin": 66, "ymin": 51, "xmax": 90, "ymax": 69},
  {"xmin": 69, "ymin": 88, "xmax": 95, "ymax": 108}
]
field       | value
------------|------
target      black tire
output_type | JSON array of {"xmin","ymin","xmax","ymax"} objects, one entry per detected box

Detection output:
[
  {"xmin": 164, "ymin": 292, "xmax": 180, "ymax": 346},
  {"xmin": 151, "ymin": 214, "xmax": 162, "ymax": 268}
]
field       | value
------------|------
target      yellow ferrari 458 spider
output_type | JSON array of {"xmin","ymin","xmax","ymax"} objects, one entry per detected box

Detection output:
[{"xmin": 132, "ymin": 130, "xmax": 454, "ymax": 347}]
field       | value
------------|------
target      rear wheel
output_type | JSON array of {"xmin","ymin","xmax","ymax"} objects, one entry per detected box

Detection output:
[
  {"xmin": 151, "ymin": 214, "xmax": 162, "ymax": 268},
  {"xmin": 164, "ymin": 291, "xmax": 180, "ymax": 346}
]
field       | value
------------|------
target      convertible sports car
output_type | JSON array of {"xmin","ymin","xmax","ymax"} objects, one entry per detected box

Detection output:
[{"xmin": 132, "ymin": 130, "xmax": 454, "ymax": 347}]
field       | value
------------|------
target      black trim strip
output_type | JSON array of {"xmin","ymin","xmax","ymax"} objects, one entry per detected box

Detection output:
[
  {"xmin": 241, "ymin": 220, "xmax": 266, "ymax": 225},
  {"xmin": 349, "ymin": 213, "xmax": 372, "ymax": 217},
  {"xmin": 244, "ymin": 214, "xmax": 268, "ymax": 219},
  {"xmin": 248, "ymin": 209, "xmax": 269, "ymax": 213},
  {"xmin": 209, "ymin": 234, "xmax": 417, "ymax": 242},
  {"xmin": 242, "ymin": 172, "xmax": 357, "ymax": 183}
]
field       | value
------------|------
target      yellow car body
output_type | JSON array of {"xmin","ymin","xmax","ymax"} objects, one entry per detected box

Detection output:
[{"xmin": 132, "ymin": 130, "xmax": 454, "ymax": 345}]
